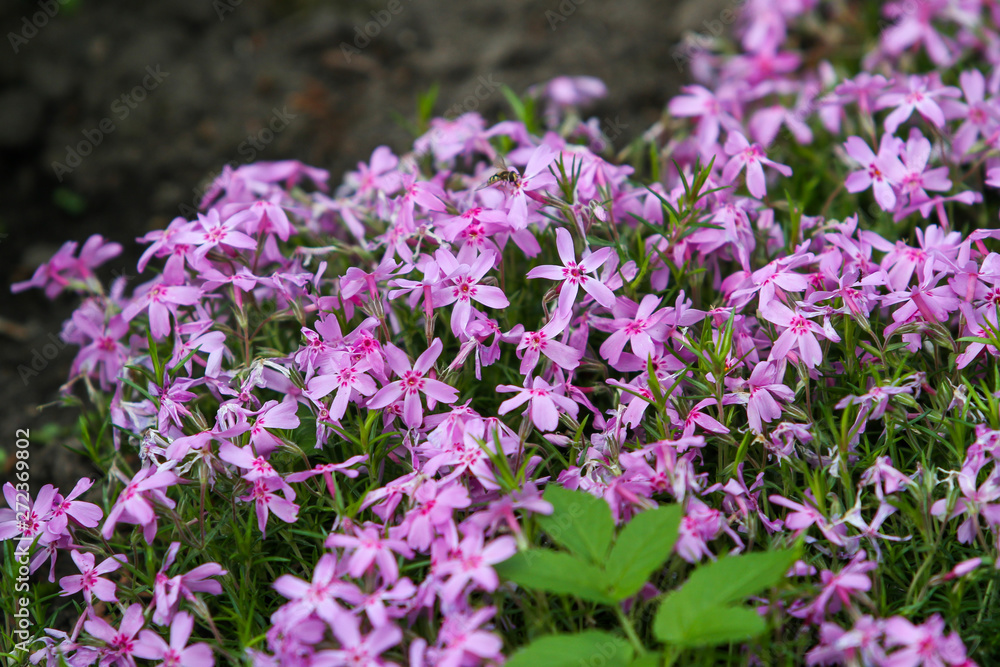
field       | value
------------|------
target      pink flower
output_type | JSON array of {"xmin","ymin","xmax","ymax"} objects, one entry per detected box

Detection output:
[
  {"xmin": 515, "ymin": 312, "xmax": 582, "ymax": 375},
  {"xmin": 883, "ymin": 614, "xmax": 974, "ymax": 667},
  {"xmin": 102, "ymin": 467, "xmax": 178, "ymax": 544},
  {"xmin": 307, "ymin": 356, "xmax": 378, "ymax": 423},
  {"xmin": 273, "ymin": 553, "xmax": 350, "ymax": 624},
  {"xmin": 83, "ymin": 602, "xmax": 146, "ymax": 667},
  {"xmin": 240, "ymin": 477, "xmax": 300, "ymax": 538},
  {"xmin": 526, "ymin": 226, "xmax": 616, "ymax": 315},
  {"xmin": 876, "ymin": 74, "xmax": 961, "ymax": 134},
  {"xmin": 122, "ymin": 277, "xmax": 203, "ymax": 340},
  {"xmin": 740, "ymin": 360, "xmax": 795, "ymax": 433},
  {"xmin": 312, "ymin": 613, "xmax": 402, "ymax": 667},
  {"xmin": 721, "ymin": 131, "xmax": 792, "ymax": 199},
  {"xmin": 504, "ymin": 144, "xmax": 559, "ymax": 230},
  {"xmin": 843, "ymin": 134, "xmax": 906, "ymax": 211},
  {"xmin": 760, "ymin": 300, "xmax": 840, "ymax": 369},
  {"xmin": 400, "ymin": 480, "xmax": 470, "ymax": 552},
  {"xmin": 497, "ymin": 376, "xmax": 579, "ymax": 432},
  {"xmin": 367, "ymin": 339, "xmax": 459, "ymax": 429},
  {"xmin": 173, "ymin": 208, "xmax": 256, "ymax": 262},
  {"xmin": 437, "ymin": 530, "xmax": 517, "ymax": 604},
  {"xmin": 59, "ymin": 550, "xmax": 126, "ymax": 607},
  {"xmin": 325, "ymin": 523, "xmax": 413, "ymax": 583},
  {"xmin": 435, "ymin": 248, "xmax": 510, "ymax": 336},
  {"xmin": 133, "ymin": 612, "xmax": 214, "ymax": 667}
]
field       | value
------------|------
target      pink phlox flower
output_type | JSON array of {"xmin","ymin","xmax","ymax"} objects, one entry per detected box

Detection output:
[
  {"xmin": 59, "ymin": 550, "xmax": 127, "ymax": 608},
  {"xmin": 247, "ymin": 398, "xmax": 301, "ymax": 455},
  {"xmin": 841, "ymin": 498, "xmax": 910, "ymax": 560},
  {"xmin": 729, "ymin": 252, "xmax": 812, "ymax": 311},
  {"xmin": 679, "ymin": 397, "xmax": 732, "ymax": 438},
  {"xmin": 760, "ymin": 299, "xmax": 839, "ymax": 370},
  {"xmin": 883, "ymin": 614, "xmax": 975, "ymax": 667},
  {"xmin": 722, "ymin": 131, "xmax": 792, "ymax": 199},
  {"xmin": 956, "ymin": 302, "xmax": 1000, "ymax": 369},
  {"xmin": 400, "ymin": 479, "xmax": 471, "ymax": 552},
  {"xmin": 797, "ymin": 551, "xmax": 877, "ymax": 624},
  {"xmin": 931, "ymin": 458, "xmax": 1000, "ymax": 544},
  {"xmin": 12, "ymin": 234, "xmax": 122, "ymax": 298},
  {"xmin": 437, "ymin": 206, "xmax": 508, "ymax": 255},
  {"xmin": 428, "ymin": 607, "xmax": 504, "ymax": 667},
  {"xmin": 340, "ymin": 145, "xmax": 403, "ymax": 199},
  {"xmin": 515, "ymin": 310, "xmax": 582, "ymax": 375},
  {"xmin": 152, "ymin": 542, "xmax": 227, "ymax": 626},
  {"xmin": 273, "ymin": 553, "xmax": 351, "ymax": 626},
  {"xmin": 843, "ymin": 134, "xmax": 906, "ymax": 211},
  {"xmin": 860, "ymin": 456, "xmax": 914, "ymax": 499},
  {"xmin": 437, "ymin": 529, "xmax": 517, "ymax": 604},
  {"xmin": 461, "ymin": 481, "xmax": 553, "ymax": 543},
  {"xmin": 497, "ymin": 375, "xmax": 580, "ymax": 433},
  {"xmin": 830, "ymin": 73, "xmax": 894, "ymax": 118},
  {"xmin": 122, "ymin": 263, "xmax": 203, "ymax": 340},
  {"xmin": 366, "ymin": 339, "xmax": 458, "ymax": 429},
  {"xmin": 222, "ymin": 196, "xmax": 298, "ymax": 241},
  {"xmin": 325, "ymin": 522, "xmax": 413, "ymax": 583},
  {"xmin": 169, "ymin": 320, "xmax": 230, "ymax": 379},
  {"xmin": 598, "ymin": 294, "xmax": 670, "ymax": 366},
  {"xmin": 434, "ymin": 248, "xmax": 510, "ymax": 336},
  {"xmin": 712, "ymin": 464, "xmax": 784, "ymax": 533},
  {"xmin": 240, "ymin": 476, "xmax": 300, "ymax": 537},
  {"xmin": 43, "ymin": 477, "xmax": 102, "ymax": 539},
  {"xmin": 675, "ymin": 497, "xmax": 738, "ymax": 563},
  {"xmin": 173, "ymin": 207, "xmax": 256, "ymax": 263},
  {"xmin": 341, "ymin": 254, "xmax": 409, "ymax": 303},
  {"xmin": 950, "ymin": 70, "xmax": 1000, "ymax": 158},
  {"xmin": 735, "ymin": 360, "xmax": 795, "ymax": 434},
  {"xmin": 807, "ymin": 615, "xmax": 886, "ymax": 666},
  {"xmin": 878, "ymin": 0, "xmax": 960, "ymax": 66},
  {"xmin": 346, "ymin": 577, "xmax": 416, "ymax": 629},
  {"xmin": 526, "ymin": 226, "xmax": 616, "ymax": 315},
  {"xmin": 102, "ymin": 467, "xmax": 178, "ymax": 544},
  {"xmin": 896, "ymin": 128, "xmax": 952, "ymax": 210},
  {"xmin": 876, "ymin": 74, "xmax": 961, "ymax": 134},
  {"xmin": 134, "ymin": 611, "xmax": 215, "ymax": 667},
  {"xmin": 306, "ymin": 354, "xmax": 378, "ymax": 423},
  {"xmin": 68, "ymin": 309, "xmax": 130, "ymax": 389},
  {"xmin": 532, "ymin": 75, "xmax": 607, "ymax": 125},
  {"xmin": 136, "ymin": 216, "xmax": 191, "ymax": 273},
  {"xmin": 501, "ymin": 144, "xmax": 559, "ymax": 230},
  {"xmin": 883, "ymin": 263, "xmax": 961, "ymax": 336},
  {"xmin": 668, "ymin": 84, "xmax": 743, "ymax": 156},
  {"xmin": 285, "ymin": 454, "xmax": 368, "ymax": 502},
  {"xmin": 769, "ymin": 491, "xmax": 846, "ymax": 546},
  {"xmin": 83, "ymin": 602, "xmax": 146, "ymax": 667}
]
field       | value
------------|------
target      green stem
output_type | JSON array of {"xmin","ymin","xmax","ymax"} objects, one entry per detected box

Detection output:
[{"xmin": 614, "ymin": 604, "xmax": 646, "ymax": 656}]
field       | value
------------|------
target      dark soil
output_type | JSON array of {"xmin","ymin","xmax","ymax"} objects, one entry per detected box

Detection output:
[{"xmin": 0, "ymin": 0, "xmax": 725, "ymax": 492}]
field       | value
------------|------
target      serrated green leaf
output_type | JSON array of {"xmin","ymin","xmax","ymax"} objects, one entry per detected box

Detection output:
[
  {"xmin": 505, "ymin": 631, "xmax": 634, "ymax": 667},
  {"xmin": 537, "ymin": 486, "xmax": 615, "ymax": 564},
  {"xmin": 606, "ymin": 505, "xmax": 682, "ymax": 600},
  {"xmin": 678, "ymin": 549, "xmax": 798, "ymax": 609},
  {"xmin": 654, "ymin": 603, "xmax": 765, "ymax": 647},
  {"xmin": 494, "ymin": 551, "xmax": 614, "ymax": 604}
]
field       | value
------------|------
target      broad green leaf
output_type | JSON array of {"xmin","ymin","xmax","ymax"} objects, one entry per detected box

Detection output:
[
  {"xmin": 677, "ymin": 549, "xmax": 799, "ymax": 610},
  {"xmin": 628, "ymin": 653, "xmax": 662, "ymax": 667},
  {"xmin": 606, "ymin": 505, "xmax": 682, "ymax": 600},
  {"xmin": 505, "ymin": 631, "xmax": 634, "ymax": 667},
  {"xmin": 654, "ymin": 602, "xmax": 765, "ymax": 647},
  {"xmin": 537, "ymin": 486, "xmax": 614, "ymax": 564},
  {"xmin": 495, "ymin": 551, "xmax": 614, "ymax": 604}
]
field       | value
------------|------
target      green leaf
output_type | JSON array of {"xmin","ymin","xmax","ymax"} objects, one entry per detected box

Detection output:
[
  {"xmin": 628, "ymin": 654, "xmax": 662, "ymax": 667},
  {"xmin": 678, "ymin": 549, "xmax": 799, "ymax": 609},
  {"xmin": 654, "ymin": 603, "xmax": 766, "ymax": 647},
  {"xmin": 537, "ymin": 486, "xmax": 615, "ymax": 564},
  {"xmin": 606, "ymin": 505, "xmax": 682, "ymax": 600},
  {"xmin": 495, "ymin": 551, "xmax": 615, "ymax": 604},
  {"xmin": 505, "ymin": 631, "xmax": 634, "ymax": 667}
]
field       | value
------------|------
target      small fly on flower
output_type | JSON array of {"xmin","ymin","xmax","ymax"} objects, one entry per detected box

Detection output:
[{"xmin": 475, "ymin": 154, "xmax": 520, "ymax": 191}]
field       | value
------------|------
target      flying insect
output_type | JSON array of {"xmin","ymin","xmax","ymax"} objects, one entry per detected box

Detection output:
[{"xmin": 476, "ymin": 154, "xmax": 520, "ymax": 190}]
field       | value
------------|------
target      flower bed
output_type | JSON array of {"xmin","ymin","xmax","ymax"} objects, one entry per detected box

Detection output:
[{"xmin": 6, "ymin": 0, "xmax": 1000, "ymax": 665}]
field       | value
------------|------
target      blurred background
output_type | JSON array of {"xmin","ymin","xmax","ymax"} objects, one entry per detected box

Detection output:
[{"xmin": 0, "ymin": 0, "xmax": 723, "ymax": 488}]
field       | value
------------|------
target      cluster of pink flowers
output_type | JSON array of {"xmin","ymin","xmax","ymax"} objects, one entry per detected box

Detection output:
[{"xmin": 10, "ymin": 0, "xmax": 1000, "ymax": 664}]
